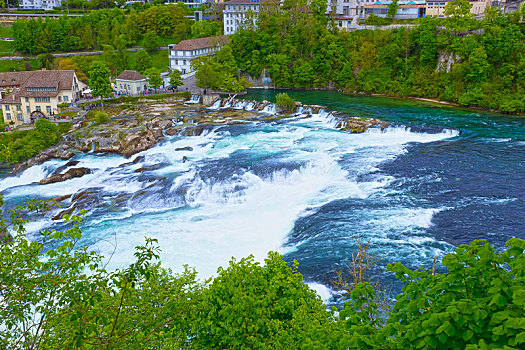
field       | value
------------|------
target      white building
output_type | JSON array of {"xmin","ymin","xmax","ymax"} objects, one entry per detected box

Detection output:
[
  {"xmin": 168, "ymin": 36, "xmax": 229, "ymax": 78},
  {"xmin": 19, "ymin": 0, "xmax": 61, "ymax": 10},
  {"xmin": 365, "ymin": 0, "xmax": 427, "ymax": 19},
  {"xmin": 115, "ymin": 70, "xmax": 148, "ymax": 96},
  {"xmin": 164, "ymin": 0, "xmax": 207, "ymax": 9},
  {"xmin": 223, "ymin": 0, "xmax": 264, "ymax": 35},
  {"xmin": 328, "ymin": 0, "xmax": 371, "ymax": 23}
]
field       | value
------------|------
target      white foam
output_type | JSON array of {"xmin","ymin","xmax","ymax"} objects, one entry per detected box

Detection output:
[{"xmin": 307, "ymin": 282, "xmax": 333, "ymax": 303}]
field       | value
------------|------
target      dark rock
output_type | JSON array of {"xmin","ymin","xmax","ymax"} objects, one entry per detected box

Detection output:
[
  {"xmin": 54, "ymin": 160, "xmax": 81, "ymax": 175},
  {"xmin": 58, "ymin": 151, "xmax": 75, "ymax": 160},
  {"xmin": 119, "ymin": 128, "xmax": 162, "ymax": 158},
  {"xmin": 165, "ymin": 128, "xmax": 179, "ymax": 136},
  {"xmin": 51, "ymin": 194, "xmax": 72, "ymax": 202},
  {"xmin": 39, "ymin": 167, "xmax": 91, "ymax": 185},
  {"xmin": 175, "ymin": 146, "xmax": 193, "ymax": 152},
  {"xmin": 132, "ymin": 156, "xmax": 145, "ymax": 164},
  {"xmin": 134, "ymin": 163, "xmax": 167, "ymax": 173}
]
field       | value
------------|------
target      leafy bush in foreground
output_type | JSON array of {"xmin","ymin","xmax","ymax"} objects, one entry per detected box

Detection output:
[{"xmin": 0, "ymin": 197, "xmax": 524, "ymax": 349}]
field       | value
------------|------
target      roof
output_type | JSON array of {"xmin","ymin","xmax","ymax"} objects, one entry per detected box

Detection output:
[
  {"xmin": 1, "ymin": 90, "xmax": 21, "ymax": 104},
  {"xmin": 24, "ymin": 70, "xmax": 76, "ymax": 90},
  {"xmin": 116, "ymin": 70, "xmax": 146, "ymax": 81},
  {"xmin": 173, "ymin": 35, "xmax": 230, "ymax": 51},
  {"xmin": 0, "ymin": 71, "xmax": 32, "ymax": 88},
  {"xmin": 0, "ymin": 70, "xmax": 79, "ymax": 104}
]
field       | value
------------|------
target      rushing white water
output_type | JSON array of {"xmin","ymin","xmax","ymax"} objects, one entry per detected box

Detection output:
[
  {"xmin": 262, "ymin": 103, "xmax": 277, "ymax": 114},
  {"xmin": 208, "ymin": 100, "xmax": 221, "ymax": 110},
  {"xmin": 0, "ymin": 112, "xmax": 460, "ymax": 293}
]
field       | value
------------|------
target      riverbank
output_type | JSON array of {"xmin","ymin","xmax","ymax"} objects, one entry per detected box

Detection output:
[{"xmin": 249, "ymin": 87, "xmax": 525, "ymax": 117}]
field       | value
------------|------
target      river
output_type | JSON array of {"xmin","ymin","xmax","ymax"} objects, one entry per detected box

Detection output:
[{"xmin": 2, "ymin": 90, "xmax": 524, "ymax": 303}]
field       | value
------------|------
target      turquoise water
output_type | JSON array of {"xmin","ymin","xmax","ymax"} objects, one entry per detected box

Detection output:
[
  {"xmin": 1, "ymin": 92, "xmax": 523, "ymax": 303},
  {"xmin": 243, "ymin": 90, "xmax": 525, "ymax": 140}
]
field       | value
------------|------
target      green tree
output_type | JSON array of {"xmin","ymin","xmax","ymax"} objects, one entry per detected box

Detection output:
[
  {"xmin": 190, "ymin": 20, "xmax": 222, "ymax": 38},
  {"xmin": 444, "ymin": 0, "xmax": 474, "ymax": 30},
  {"xmin": 145, "ymin": 67, "xmax": 162, "ymax": 92},
  {"xmin": 276, "ymin": 92, "xmax": 296, "ymax": 113},
  {"xmin": 36, "ymin": 53, "xmax": 54, "ymax": 70},
  {"xmin": 142, "ymin": 30, "xmax": 160, "ymax": 52},
  {"xmin": 387, "ymin": 0, "xmax": 399, "ymax": 19},
  {"xmin": 35, "ymin": 118, "xmax": 59, "ymax": 145},
  {"xmin": 189, "ymin": 252, "xmax": 335, "ymax": 348},
  {"xmin": 169, "ymin": 69, "xmax": 183, "ymax": 89},
  {"xmin": 134, "ymin": 49, "xmax": 153, "ymax": 75},
  {"xmin": 88, "ymin": 61, "xmax": 112, "ymax": 109}
]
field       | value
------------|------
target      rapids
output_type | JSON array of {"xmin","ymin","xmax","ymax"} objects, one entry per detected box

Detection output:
[{"xmin": 2, "ymin": 91, "xmax": 524, "ymax": 304}]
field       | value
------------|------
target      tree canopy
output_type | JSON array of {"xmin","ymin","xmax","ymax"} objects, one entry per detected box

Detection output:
[{"xmin": 0, "ymin": 197, "xmax": 524, "ymax": 349}]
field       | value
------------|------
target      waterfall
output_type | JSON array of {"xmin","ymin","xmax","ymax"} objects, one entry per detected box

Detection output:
[
  {"xmin": 245, "ymin": 102, "xmax": 254, "ymax": 111},
  {"xmin": 209, "ymin": 99, "xmax": 221, "ymax": 110},
  {"xmin": 262, "ymin": 103, "xmax": 276, "ymax": 114},
  {"xmin": 186, "ymin": 95, "xmax": 201, "ymax": 104},
  {"xmin": 234, "ymin": 101, "xmax": 247, "ymax": 110}
]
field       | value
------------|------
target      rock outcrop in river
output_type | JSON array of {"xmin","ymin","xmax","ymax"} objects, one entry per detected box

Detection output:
[{"xmin": 16, "ymin": 95, "xmax": 387, "ymax": 179}]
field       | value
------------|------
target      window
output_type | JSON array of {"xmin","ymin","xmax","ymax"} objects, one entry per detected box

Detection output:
[
  {"xmin": 6, "ymin": 113, "xmax": 10, "ymax": 120},
  {"xmin": 35, "ymin": 97, "xmax": 50, "ymax": 102},
  {"xmin": 16, "ymin": 105, "xmax": 21, "ymax": 111},
  {"xmin": 26, "ymin": 106, "xmax": 30, "ymax": 113},
  {"xmin": 17, "ymin": 113, "xmax": 23, "ymax": 121},
  {"xmin": 25, "ymin": 97, "xmax": 29, "ymax": 102},
  {"xmin": 36, "ymin": 106, "xmax": 41, "ymax": 112},
  {"xmin": 63, "ymin": 96, "xmax": 68, "ymax": 102},
  {"xmin": 58, "ymin": 96, "xmax": 61, "ymax": 102},
  {"xmin": 26, "ymin": 87, "xmax": 57, "ymax": 92},
  {"xmin": 4, "ymin": 105, "xmax": 9, "ymax": 111},
  {"xmin": 46, "ymin": 106, "xmax": 51, "ymax": 114},
  {"xmin": 137, "ymin": 86, "xmax": 140, "ymax": 92},
  {"xmin": 183, "ymin": 60, "xmax": 187, "ymax": 65},
  {"xmin": 127, "ymin": 85, "xmax": 131, "ymax": 90}
]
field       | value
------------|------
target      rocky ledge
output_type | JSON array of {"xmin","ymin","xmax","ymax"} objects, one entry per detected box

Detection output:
[{"xmin": 14, "ymin": 96, "xmax": 388, "ymax": 179}]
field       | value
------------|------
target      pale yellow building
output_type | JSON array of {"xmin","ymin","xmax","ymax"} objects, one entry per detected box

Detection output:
[
  {"xmin": 115, "ymin": 70, "xmax": 148, "ymax": 96},
  {"xmin": 426, "ymin": 0, "xmax": 490, "ymax": 18},
  {"xmin": 0, "ymin": 70, "xmax": 86, "ymax": 126}
]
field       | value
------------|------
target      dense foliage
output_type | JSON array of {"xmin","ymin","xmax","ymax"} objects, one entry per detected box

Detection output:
[
  {"xmin": 12, "ymin": 6, "xmax": 191, "ymax": 55},
  {"xmin": 0, "ymin": 119, "xmax": 66, "ymax": 163},
  {"xmin": 196, "ymin": 4, "xmax": 525, "ymax": 113},
  {"xmin": 1, "ymin": 198, "xmax": 524, "ymax": 349}
]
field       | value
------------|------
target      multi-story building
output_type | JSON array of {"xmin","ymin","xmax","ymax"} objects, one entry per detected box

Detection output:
[
  {"xmin": 328, "ymin": 0, "xmax": 379, "ymax": 24},
  {"xmin": 19, "ymin": 0, "xmax": 61, "ymax": 10},
  {"xmin": 0, "ymin": 70, "xmax": 86, "ymax": 126},
  {"xmin": 164, "ymin": 0, "xmax": 207, "ymax": 9},
  {"xmin": 168, "ymin": 35, "xmax": 229, "ymax": 78},
  {"xmin": 364, "ymin": 0, "xmax": 427, "ymax": 19},
  {"xmin": 426, "ymin": 0, "xmax": 490, "ymax": 18},
  {"xmin": 223, "ymin": 0, "xmax": 263, "ymax": 35}
]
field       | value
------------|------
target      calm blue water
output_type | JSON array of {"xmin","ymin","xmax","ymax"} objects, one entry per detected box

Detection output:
[{"xmin": 1, "ymin": 91, "xmax": 524, "ymax": 302}]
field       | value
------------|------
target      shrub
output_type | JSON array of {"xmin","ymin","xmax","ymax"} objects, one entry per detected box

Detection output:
[
  {"xmin": 94, "ymin": 111, "xmax": 110, "ymax": 125},
  {"xmin": 275, "ymin": 92, "xmax": 296, "ymax": 113}
]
